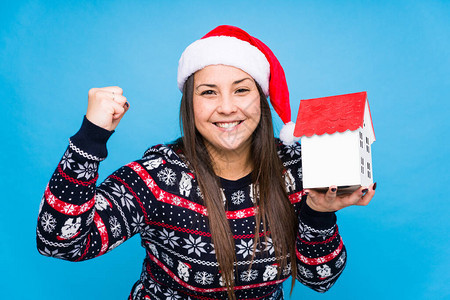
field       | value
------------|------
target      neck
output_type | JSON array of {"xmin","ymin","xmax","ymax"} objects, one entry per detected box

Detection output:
[{"xmin": 206, "ymin": 143, "xmax": 253, "ymax": 181}]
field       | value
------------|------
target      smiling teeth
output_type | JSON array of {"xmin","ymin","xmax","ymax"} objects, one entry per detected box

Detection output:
[{"xmin": 215, "ymin": 121, "xmax": 240, "ymax": 128}]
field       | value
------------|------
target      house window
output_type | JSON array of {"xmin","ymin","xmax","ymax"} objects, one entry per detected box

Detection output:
[
  {"xmin": 367, "ymin": 162, "xmax": 371, "ymax": 170},
  {"xmin": 361, "ymin": 157, "xmax": 365, "ymax": 174},
  {"xmin": 361, "ymin": 165, "xmax": 365, "ymax": 174},
  {"xmin": 360, "ymin": 132, "xmax": 363, "ymax": 148},
  {"xmin": 368, "ymin": 171, "xmax": 372, "ymax": 178},
  {"xmin": 365, "ymin": 137, "xmax": 370, "ymax": 153}
]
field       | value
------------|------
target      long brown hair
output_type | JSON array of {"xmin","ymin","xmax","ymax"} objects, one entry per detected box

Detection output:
[{"xmin": 179, "ymin": 74, "xmax": 297, "ymax": 299}]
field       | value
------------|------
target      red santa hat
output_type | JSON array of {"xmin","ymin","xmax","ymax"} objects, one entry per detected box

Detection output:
[{"xmin": 177, "ymin": 25, "xmax": 299, "ymax": 145}]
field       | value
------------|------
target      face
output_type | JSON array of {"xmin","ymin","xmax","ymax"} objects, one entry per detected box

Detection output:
[{"xmin": 193, "ymin": 65, "xmax": 261, "ymax": 156}]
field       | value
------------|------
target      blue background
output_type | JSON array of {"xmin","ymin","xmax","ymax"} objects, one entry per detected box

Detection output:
[{"xmin": 1, "ymin": 1, "xmax": 449, "ymax": 299}]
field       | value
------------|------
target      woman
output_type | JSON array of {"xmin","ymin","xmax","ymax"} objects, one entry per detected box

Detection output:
[{"xmin": 37, "ymin": 25, "xmax": 375, "ymax": 299}]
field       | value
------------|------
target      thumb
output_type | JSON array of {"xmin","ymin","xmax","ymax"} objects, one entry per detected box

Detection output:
[
  {"xmin": 110, "ymin": 102, "xmax": 130, "ymax": 131},
  {"xmin": 113, "ymin": 101, "xmax": 130, "ymax": 119}
]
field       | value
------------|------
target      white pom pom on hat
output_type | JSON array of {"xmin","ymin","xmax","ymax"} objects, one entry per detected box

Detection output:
[
  {"xmin": 279, "ymin": 121, "xmax": 300, "ymax": 146},
  {"xmin": 177, "ymin": 25, "xmax": 299, "ymax": 145}
]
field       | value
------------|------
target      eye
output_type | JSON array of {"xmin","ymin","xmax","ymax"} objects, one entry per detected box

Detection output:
[
  {"xmin": 200, "ymin": 90, "xmax": 216, "ymax": 96},
  {"xmin": 235, "ymin": 88, "xmax": 250, "ymax": 94}
]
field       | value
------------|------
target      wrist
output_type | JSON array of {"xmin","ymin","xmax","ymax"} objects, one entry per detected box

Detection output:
[
  {"xmin": 300, "ymin": 198, "xmax": 337, "ymax": 229},
  {"xmin": 69, "ymin": 116, "xmax": 115, "ymax": 159},
  {"xmin": 306, "ymin": 197, "xmax": 335, "ymax": 213}
]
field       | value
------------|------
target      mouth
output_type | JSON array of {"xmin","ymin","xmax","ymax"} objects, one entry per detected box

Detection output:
[{"xmin": 213, "ymin": 121, "xmax": 243, "ymax": 129}]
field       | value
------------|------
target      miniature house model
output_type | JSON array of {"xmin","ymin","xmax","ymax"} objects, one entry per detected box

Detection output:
[{"xmin": 294, "ymin": 91, "xmax": 375, "ymax": 191}]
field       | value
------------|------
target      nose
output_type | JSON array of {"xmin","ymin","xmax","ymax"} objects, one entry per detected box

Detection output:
[{"xmin": 217, "ymin": 94, "xmax": 237, "ymax": 114}]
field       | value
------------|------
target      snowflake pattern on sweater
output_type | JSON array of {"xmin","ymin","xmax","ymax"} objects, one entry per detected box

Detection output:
[{"xmin": 36, "ymin": 117, "xmax": 347, "ymax": 299}]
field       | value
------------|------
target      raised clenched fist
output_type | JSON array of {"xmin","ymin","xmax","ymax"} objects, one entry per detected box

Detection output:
[{"xmin": 86, "ymin": 86, "xmax": 129, "ymax": 131}]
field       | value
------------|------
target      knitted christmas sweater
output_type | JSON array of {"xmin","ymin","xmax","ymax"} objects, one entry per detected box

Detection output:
[{"xmin": 36, "ymin": 117, "xmax": 347, "ymax": 299}]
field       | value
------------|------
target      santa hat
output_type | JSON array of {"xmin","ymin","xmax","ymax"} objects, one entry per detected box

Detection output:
[{"xmin": 177, "ymin": 25, "xmax": 299, "ymax": 145}]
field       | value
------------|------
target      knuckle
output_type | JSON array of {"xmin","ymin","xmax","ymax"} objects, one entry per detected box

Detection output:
[
  {"xmin": 88, "ymin": 88, "xmax": 97, "ymax": 97},
  {"xmin": 116, "ymin": 95, "xmax": 126, "ymax": 104},
  {"xmin": 116, "ymin": 103, "xmax": 125, "ymax": 112},
  {"xmin": 115, "ymin": 86, "xmax": 123, "ymax": 94}
]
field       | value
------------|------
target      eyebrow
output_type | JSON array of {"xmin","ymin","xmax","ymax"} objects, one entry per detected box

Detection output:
[
  {"xmin": 196, "ymin": 84, "xmax": 217, "ymax": 89},
  {"xmin": 195, "ymin": 78, "xmax": 253, "ymax": 90},
  {"xmin": 233, "ymin": 77, "xmax": 253, "ymax": 85}
]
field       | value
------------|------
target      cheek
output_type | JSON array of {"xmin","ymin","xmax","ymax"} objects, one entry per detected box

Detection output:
[
  {"xmin": 192, "ymin": 98, "xmax": 202, "ymax": 123},
  {"xmin": 193, "ymin": 99, "xmax": 211, "ymax": 127},
  {"xmin": 246, "ymin": 96, "xmax": 261, "ymax": 122},
  {"xmin": 254, "ymin": 103, "xmax": 261, "ymax": 120}
]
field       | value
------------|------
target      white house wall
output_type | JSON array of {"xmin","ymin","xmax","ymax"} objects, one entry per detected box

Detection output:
[
  {"xmin": 301, "ymin": 130, "xmax": 361, "ymax": 189},
  {"xmin": 359, "ymin": 101, "xmax": 374, "ymax": 187},
  {"xmin": 363, "ymin": 99, "xmax": 375, "ymax": 142}
]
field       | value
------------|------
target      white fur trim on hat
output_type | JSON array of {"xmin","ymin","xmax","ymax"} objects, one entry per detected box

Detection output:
[
  {"xmin": 279, "ymin": 121, "xmax": 300, "ymax": 145},
  {"xmin": 177, "ymin": 36, "xmax": 270, "ymax": 95}
]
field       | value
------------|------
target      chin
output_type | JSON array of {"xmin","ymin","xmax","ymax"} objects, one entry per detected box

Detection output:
[{"xmin": 208, "ymin": 136, "xmax": 251, "ymax": 153}]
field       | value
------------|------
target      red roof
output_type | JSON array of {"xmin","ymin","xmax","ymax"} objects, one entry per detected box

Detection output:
[{"xmin": 294, "ymin": 91, "xmax": 374, "ymax": 137}]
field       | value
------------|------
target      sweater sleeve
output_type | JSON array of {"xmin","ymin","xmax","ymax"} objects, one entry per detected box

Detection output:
[
  {"xmin": 294, "ymin": 194, "xmax": 347, "ymax": 292},
  {"xmin": 36, "ymin": 117, "xmax": 150, "ymax": 261},
  {"xmin": 277, "ymin": 140, "xmax": 347, "ymax": 292}
]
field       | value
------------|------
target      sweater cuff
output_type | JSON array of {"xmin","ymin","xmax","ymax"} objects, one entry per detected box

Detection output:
[
  {"xmin": 69, "ymin": 116, "xmax": 114, "ymax": 159},
  {"xmin": 299, "ymin": 199, "xmax": 337, "ymax": 230}
]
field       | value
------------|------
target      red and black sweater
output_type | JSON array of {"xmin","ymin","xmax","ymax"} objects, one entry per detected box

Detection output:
[{"xmin": 36, "ymin": 117, "xmax": 347, "ymax": 299}]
